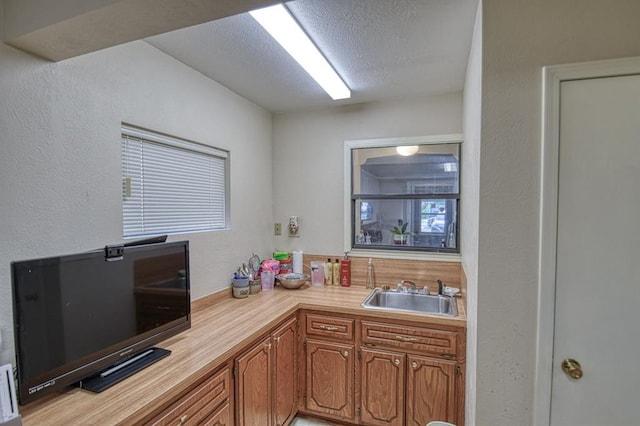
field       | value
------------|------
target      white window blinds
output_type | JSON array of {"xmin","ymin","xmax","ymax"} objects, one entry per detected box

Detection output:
[{"xmin": 121, "ymin": 126, "xmax": 228, "ymax": 238}]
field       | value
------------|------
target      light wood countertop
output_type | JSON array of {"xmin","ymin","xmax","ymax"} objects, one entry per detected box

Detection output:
[{"xmin": 20, "ymin": 285, "xmax": 466, "ymax": 425}]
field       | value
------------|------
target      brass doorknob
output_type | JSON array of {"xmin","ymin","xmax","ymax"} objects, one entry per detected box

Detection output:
[{"xmin": 561, "ymin": 358, "xmax": 583, "ymax": 379}]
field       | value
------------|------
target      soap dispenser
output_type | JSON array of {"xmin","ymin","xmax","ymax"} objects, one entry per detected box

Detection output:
[{"xmin": 365, "ymin": 258, "xmax": 375, "ymax": 289}]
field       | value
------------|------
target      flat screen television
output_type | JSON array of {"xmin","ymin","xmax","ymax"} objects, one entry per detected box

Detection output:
[{"xmin": 11, "ymin": 239, "xmax": 191, "ymax": 404}]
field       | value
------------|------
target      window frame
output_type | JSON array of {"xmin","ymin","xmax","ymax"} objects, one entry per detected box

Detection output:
[
  {"xmin": 344, "ymin": 134, "xmax": 462, "ymax": 260},
  {"xmin": 121, "ymin": 124, "xmax": 230, "ymax": 238}
]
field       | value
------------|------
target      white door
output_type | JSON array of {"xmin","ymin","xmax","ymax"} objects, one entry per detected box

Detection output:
[{"xmin": 550, "ymin": 73, "xmax": 640, "ymax": 425}]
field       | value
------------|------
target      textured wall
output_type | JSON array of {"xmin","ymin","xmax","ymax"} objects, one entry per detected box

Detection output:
[
  {"xmin": 461, "ymin": 2, "xmax": 482, "ymax": 424},
  {"xmin": 271, "ymin": 94, "xmax": 463, "ymax": 257},
  {"xmin": 0, "ymin": 41, "xmax": 273, "ymax": 365},
  {"xmin": 478, "ymin": 0, "xmax": 640, "ymax": 424}
]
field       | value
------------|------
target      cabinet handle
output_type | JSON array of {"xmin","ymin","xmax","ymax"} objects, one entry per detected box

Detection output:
[
  {"xmin": 343, "ymin": 351, "xmax": 349, "ymax": 358},
  {"xmin": 394, "ymin": 359, "xmax": 400, "ymax": 365},
  {"xmin": 412, "ymin": 361, "xmax": 419, "ymax": 369},
  {"xmin": 178, "ymin": 414, "xmax": 188, "ymax": 425},
  {"xmin": 275, "ymin": 336, "xmax": 281, "ymax": 344},
  {"xmin": 395, "ymin": 335, "xmax": 418, "ymax": 342},
  {"xmin": 320, "ymin": 325, "xmax": 339, "ymax": 331},
  {"xmin": 265, "ymin": 343, "xmax": 272, "ymax": 350}
]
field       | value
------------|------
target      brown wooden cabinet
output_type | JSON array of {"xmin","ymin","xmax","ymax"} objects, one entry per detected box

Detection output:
[
  {"xmin": 235, "ymin": 316, "xmax": 297, "ymax": 426},
  {"xmin": 301, "ymin": 312, "xmax": 356, "ymax": 422},
  {"xmin": 236, "ymin": 335, "xmax": 272, "ymax": 425},
  {"xmin": 273, "ymin": 317, "xmax": 298, "ymax": 426},
  {"xmin": 304, "ymin": 339, "xmax": 355, "ymax": 420},
  {"xmin": 406, "ymin": 354, "xmax": 457, "ymax": 426},
  {"xmin": 360, "ymin": 348, "xmax": 405, "ymax": 426},
  {"xmin": 149, "ymin": 366, "xmax": 232, "ymax": 426},
  {"xmin": 300, "ymin": 311, "xmax": 464, "ymax": 426},
  {"xmin": 360, "ymin": 320, "xmax": 463, "ymax": 426}
]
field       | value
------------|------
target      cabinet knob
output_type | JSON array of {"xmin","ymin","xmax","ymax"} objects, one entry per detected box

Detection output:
[
  {"xmin": 275, "ymin": 336, "xmax": 281, "ymax": 344},
  {"xmin": 394, "ymin": 359, "xmax": 400, "ymax": 365},
  {"xmin": 343, "ymin": 351, "xmax": 349, "ymax": 358},
  {"xmin": 266, "ymin": 343, "xmax": 272, "ymax": 350},
  {"xmin": 412, "ymin": 361, "xmax": 418, "ymax": 369}
]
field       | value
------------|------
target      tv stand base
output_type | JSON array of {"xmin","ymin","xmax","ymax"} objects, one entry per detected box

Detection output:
[{"xmin": 77, "ymin": 347, "xmax": 170, "ymax": 393}]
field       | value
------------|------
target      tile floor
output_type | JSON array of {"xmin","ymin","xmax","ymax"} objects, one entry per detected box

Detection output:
[{"xmin": 290, "ymin": 416, "xmax": 339, "ymax": 426}]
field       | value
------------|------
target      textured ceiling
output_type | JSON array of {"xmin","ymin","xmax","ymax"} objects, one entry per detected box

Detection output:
[{"xmin": 146, "ymin": 0, "xmax": 478, "ymax": 113}]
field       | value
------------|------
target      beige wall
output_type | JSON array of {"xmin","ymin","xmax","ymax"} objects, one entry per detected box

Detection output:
[
  {"xmin": 0, "ymin": 41, "xmax": 273, "ymax": 365},
  {"xmin": 477, "ymin": 0, "xmax": 640, "ymax": 424},
  {"xmin": 461, "ymin": 2, "xmax": 482, "ymax": 423},
  {"xmin": 271, "ymin": 94, "xmax": 463, "ymax": 256}
]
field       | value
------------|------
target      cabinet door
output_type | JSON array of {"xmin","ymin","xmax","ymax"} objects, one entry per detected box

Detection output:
[
  {"xmin": 273, "ymin": 317, "xmax": 297, "ymax": 426},
  {"xmin": 406, "ymin": 354, "xmax": 456, "ymax": 426},
  {"xmin": 360, "ymin": 348, "xmax": 405, "ymax": 426},
  {"xmin": 305, "ymin": 339, "xmax": 355, "ymax": 420},
  {"xmin": 236, "ymin": 336, "xmax": 273, "ymax": 426}
]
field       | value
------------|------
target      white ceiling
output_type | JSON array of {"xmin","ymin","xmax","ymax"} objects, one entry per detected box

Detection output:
[{"xmin": 146, "ymin": 0, "xmax": 478, "ymax": 113}]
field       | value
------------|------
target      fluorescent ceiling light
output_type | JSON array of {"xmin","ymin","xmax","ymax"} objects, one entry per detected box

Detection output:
[
  {"xmin": 249, "ymin": 4, "xmax": 351, "ymax": 100},
  {"xmin": 396, "ymin": 145, "xmax": 420, "ymax": 156}
]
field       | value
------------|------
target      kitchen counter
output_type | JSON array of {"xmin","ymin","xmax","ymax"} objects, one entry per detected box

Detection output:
[{"xmin": 20, "ymin": 285, "xmax": 466, "ymax": 425}]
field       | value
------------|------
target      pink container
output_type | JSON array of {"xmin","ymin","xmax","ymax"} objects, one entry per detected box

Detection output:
[
  {"xmin": 261, "ymin": 270, "xmax": 275, "ymax": 291},
  {"xmin": 310, "ymin": 261, "xmax": 325, "ymax": 287}
]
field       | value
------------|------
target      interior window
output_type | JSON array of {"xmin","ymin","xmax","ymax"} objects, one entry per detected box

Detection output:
[{"xmin": 348, "ymin": 138, "xmax": 461, "ymax": 253}]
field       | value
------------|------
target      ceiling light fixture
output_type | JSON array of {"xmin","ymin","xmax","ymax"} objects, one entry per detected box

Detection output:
[
  {"xmin": 249, "ymin": 4, "xmax": 351, "ymax": 100},
  {"xmin": 396, "ymin": 145, "xmax": 420, "ymax": 156}
]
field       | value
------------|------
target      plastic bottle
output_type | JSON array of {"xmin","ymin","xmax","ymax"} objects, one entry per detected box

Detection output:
[
  {"xmin": 366, "ymin": 258, "xmax": 375, "ymax": 289},
  {"xmin": 340, "ymin": 252, "xmax": 351, "ymax": 287},
  {"xmin": 325, "ymin": 258, "xmax": 333, "ymax": 285},
  {"xmin": 333, "ymin": 259, "xmax": 341, "ymax": 286}
]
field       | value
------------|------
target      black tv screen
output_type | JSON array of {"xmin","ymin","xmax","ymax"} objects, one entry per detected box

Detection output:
[{"xmin": 11, "ymin": 240, "xmax": 191, "ymax": 404}]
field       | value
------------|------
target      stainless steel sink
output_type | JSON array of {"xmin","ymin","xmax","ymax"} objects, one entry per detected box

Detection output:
[{"xmin": 361, "ymin": 288, "xmax": 458, "ymax": 316}]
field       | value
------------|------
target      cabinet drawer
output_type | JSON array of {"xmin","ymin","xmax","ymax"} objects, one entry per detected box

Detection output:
[
  {"xmin": 306, "ymin": 313, "xmax": 354, "ymax": 341},
  {"xmin": 200, "ymin": 399, "xmax": 231, "ymax": 426},
  {"xmin": 361, "ymin": 321, "xmax": 457, "ymax": 357},
  {"xmin": 151, "ymin": 367, "xmax": 231, "ymax": 426}
]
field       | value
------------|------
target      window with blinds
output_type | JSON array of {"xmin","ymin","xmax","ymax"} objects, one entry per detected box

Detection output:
[{"xmin": 121, "ymin": 125, "xmax": 229, "ymax": 238}]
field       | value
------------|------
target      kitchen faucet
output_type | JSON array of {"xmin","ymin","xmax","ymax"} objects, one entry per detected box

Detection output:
[{"xmin": 396, "ymin": 280, "xmax": 418, "ymax": 293}]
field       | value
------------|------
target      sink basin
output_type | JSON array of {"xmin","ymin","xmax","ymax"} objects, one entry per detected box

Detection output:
[{"xmin": 361, "ymin": 288, "xmax": 458, "ymax": 317}]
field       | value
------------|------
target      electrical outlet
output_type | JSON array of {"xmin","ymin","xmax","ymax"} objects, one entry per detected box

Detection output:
[{"xmin": 274, "ymin": 223, "xmax": 282, "ymax": 235}]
